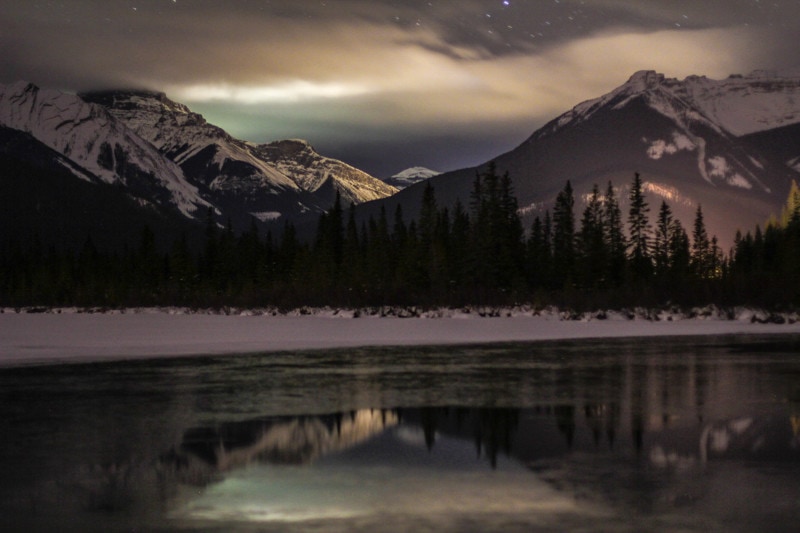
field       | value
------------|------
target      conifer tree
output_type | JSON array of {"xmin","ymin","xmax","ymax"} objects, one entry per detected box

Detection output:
[
  {"xmin": 576, "ymin": 184, "xmax": 606, "ymax": 288},
  {"xmin": 653, "ymin": 201, "xmax": 673, "ymax": 278},
  {"xmin": 527, "ymin": 215, "xmax": 549, "ymax": 289},
  {"xmin": 627, "ymin": 173, "xmax": 652, "ymax": 280},
  {"xmin": 366, "ymin": 207, "xmax": 392, "ymax": 300},
  {"xmin": 668, "ymin": 217, "xmax": 690, "ymax": 282},
  {"xmin": 448, "ymin": 200, "xmax": 471, "ymax": 296},
  {"xmin": 780, "ymin": 179, "xmax": 800, "ymax": 227},
  {"xmin": 690, "ymin": 204, "xmax": 711, "ymax": 279},
  {"xmin": 498, "ymin": 170, "xmax": 525, "ymax": 288},
  {"xmin": 603, "ymin": 182, "xmax": 626, "ymax": 287},
  {"xmin": 552, "ymin": 180, "xmax": 576, "ymax": 288}
]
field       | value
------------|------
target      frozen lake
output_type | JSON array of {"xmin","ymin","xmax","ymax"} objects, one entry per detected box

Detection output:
[{"xmin": 1, "ymin": 334, "xmax": 799, "ymax": 531}]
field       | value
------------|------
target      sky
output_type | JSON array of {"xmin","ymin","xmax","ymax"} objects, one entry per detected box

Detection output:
[{"xmin": 2, "ymin": 1, "xmax": 800, "ymax": 177}]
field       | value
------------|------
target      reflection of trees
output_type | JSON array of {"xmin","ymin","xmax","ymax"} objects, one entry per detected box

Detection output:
[
  {"xmin": 160, "ymin": 341, "xmax": 800, "ymax": 487},
  {"xmin": 630, "ymin": 361, "xmax": 647, "ymax": 454},
  {"xmin": 476, "ymin": 408, "xmax": 519, "ymax": 468},
  {"xmin": 584, "ymin": 402, "xmax": 620, "ymax": 449},
  {"xmin": 404, "ymin": 407, "xmax": 521, "ymax": 468},
  {"xmin": 555, "ymin": 405, "xmax": 575, "ymax": 449}
]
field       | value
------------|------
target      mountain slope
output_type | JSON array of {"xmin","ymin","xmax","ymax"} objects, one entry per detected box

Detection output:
[
  {"xmin": 255, "ymin": 139, "xmax": 397, "ymax": 206},
  {"xmin": 0, "ymin": 82, "xmax": 209, "ymax": 220},
  {"xmin": 81, "ymin": 90, "xmax": 396, "ymax": 225},
  {"xmin": 366, "ymin": 70, "xmax": 800, "ymax": 249},
  {"xmin": 0, "ymin": 126, "xmax": 202, "ymax": 252}
]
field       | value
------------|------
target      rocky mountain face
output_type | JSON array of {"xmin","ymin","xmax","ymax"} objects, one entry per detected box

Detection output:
[
  {"xmin": 0, "ymin": 125, "xmax": 203, "ymax": 251},
  {"xmin": 5, "ymin": 71, "xmax": 800, "ymax": 252},
  {"xmin": 0, "ymin": 81, "xmax": 210, "ymax": 220},
  {"xmin": 80, "ymin": 90, "xmax": 396, "ymax": 226},
  {"xmin": 369, "ymin": 70, "xmax": 800, "ymax": 249},
  {"xmin": 0, "ymin": 82, "xmax": 396, "ymax": 246}
]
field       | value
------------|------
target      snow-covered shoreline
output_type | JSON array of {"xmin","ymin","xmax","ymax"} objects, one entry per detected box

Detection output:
[{"xmin": 1, "ymin": 305, "xmax": 798, "ymax": 367}]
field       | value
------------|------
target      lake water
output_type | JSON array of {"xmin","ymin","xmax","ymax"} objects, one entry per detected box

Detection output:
[{"xmin": 1, "ymin": 334, "xmax": 799, "ymax": 532}]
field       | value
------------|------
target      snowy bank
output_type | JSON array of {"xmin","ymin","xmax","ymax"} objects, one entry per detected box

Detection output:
[{"xmin": 1, "ymin": 305, "xmax": 799, "ymax": 367}]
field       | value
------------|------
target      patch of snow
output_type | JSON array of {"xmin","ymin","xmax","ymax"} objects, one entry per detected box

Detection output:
[
  {"xmin": 644, "ymin": 132, "xmax": 696, "ymax": 160},
  {"xmin": 386, "ymin": 166, "xmax": 441, "ymax": 189},
  {"xmin": 707, "ymin": 156, "xmax": 753, "ymax": 190},
  {"xmin": 677, "ymin": 71, "xmax": 800, "ymax": 135},
  {"xmin": 250, "ymin": 211, "xmax": 282, "ymax": 222},
  {"xmin": 727, "ymin": 173, "xmax": 752, "ymax": 189},
  {"xmin": 748, "ymin": 156, "xmax": 764, "ymax": 169},
  {"xmin": 646, "ymin": 139, "xmax": 671, "ymax": 160},
  {"xmin": 707, "ymin": 156, "xmax": 729, "ymax": 178}
]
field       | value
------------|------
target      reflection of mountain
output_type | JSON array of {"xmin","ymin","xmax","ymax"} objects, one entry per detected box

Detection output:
[
  {"xmin": 166, "ymin": 409, "xmax": 398, "ymax": 482},
  {"xmin": 165, "ymin": 403, "xmax": 799, "ymax": 488}
]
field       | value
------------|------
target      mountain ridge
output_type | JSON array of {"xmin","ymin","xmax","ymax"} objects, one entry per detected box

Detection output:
[
  {"xmin": 81, "ymin": 89, "xmax": 397, "ymax": 224},
  {"xmin": 0, "ymin": 81, "xmax": 210, "ymax": 219},
  {"xmin": 3, "ymin": 70, "xmax": 800, "ymax": 252},
  {"xmin": 0, "ymin": 81, "xmax": 396, "ymax": 243},
  {"xmin": 360, "ymin": 69, "xmax": 800, "ymax": 250}
]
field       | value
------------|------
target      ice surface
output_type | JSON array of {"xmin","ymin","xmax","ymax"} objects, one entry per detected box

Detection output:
[{"xmin": 0, "ymin": 307, "xmax": 797, "ymax": 367}]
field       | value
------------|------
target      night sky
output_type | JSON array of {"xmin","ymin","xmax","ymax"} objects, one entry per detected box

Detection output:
[{"xmin": 3, "ymin": 1, "xmax": 800, "ymax": 176}]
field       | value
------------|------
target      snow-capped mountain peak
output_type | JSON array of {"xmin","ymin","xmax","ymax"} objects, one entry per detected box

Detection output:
[
  {"xmin": 0, "ymin": 82, "xmax": 210, "ymax": 218},
  {"xmin": 625, "ymin": 70, "xmax": 666, "ymax": 92},
  {"xmin": 670, "ymin": 70, "xmax": 800, "ymax": 135},
  {"xmin": 384, "ymin": 166, "xmax": 441, "ymax": 189},
  {"xmin": 255, "ymin": 139, "xmax": 398, "ymax": 205},
  {"xmin": 546, "ymin": 70, "xmax": 800, "ymax": 140},
  {"xmin": 81, "ymin": 89, "xmax": 396, "ymax": 223},
  {"xmin": 405, "ymin": 69, "xmax": 800, "ymax": 251}
]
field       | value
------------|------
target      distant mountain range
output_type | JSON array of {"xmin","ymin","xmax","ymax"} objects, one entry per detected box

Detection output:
[
  {"xmin": 3, "ymin": 70, "xmax": 800, "ymax": 251},
  {"xmin": 363, "ymin": 70, "xmax": 800, "ymax": 249},
  {"xmin": 0, "ymin": 82, "xmax": 396, "ymax": 247}
]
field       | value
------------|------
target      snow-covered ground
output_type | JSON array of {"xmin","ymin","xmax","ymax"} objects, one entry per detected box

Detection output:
[{"xmin": 1, "ymin": 306, "xmax": 798, "ymax": 367}]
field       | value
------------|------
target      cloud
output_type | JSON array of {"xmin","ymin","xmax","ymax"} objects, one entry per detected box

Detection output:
[
  {"xmin": 0, "ymin": 0, "xmax": 793, "ymax": 174},
  {"xmin": 170, "ymin": 24, "xmax": 767, "ymax": 127},
  {"xmin": 171, "ymin": 81, "xmax": 373, "ymax": 105}
]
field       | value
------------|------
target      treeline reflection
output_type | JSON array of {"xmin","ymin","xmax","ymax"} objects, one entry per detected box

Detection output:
[{"xmin": 164, "ymin": 403, "xmax": 798, "ymax": 485}]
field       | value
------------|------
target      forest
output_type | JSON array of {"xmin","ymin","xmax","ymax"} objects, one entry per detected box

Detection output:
[{"xmin": 2, "ymin": 164, "xmax": 800, "ymax": 311}]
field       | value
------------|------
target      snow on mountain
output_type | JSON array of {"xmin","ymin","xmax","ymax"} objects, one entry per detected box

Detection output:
[
  {"xmin": 255, "ymin": 139, "xmax": 398, "ymax": 206},
  {"xmin": 384, "ymin": 167, "xmax": 441, "ymax": 189},
  {"xmin": 510, "ymin": 70, "xmax": 800, "ymax": 228},
  {"xmin": 0, "ymin": 82, "xmax": 209, "ymax": 219},
  {"xmin": 81, "ymin": 90, "xmax": 301, "ymax": 193},
  {"xmin": 673, "ymin": 70, "xmax": 800, "ymax": 135},
  {"xmin": 546, "ymin": 70, "xmax": 800, "ymax": 138},
  {"xmin": 371, "ymin": 70, "xmax": 800, "ymax": 249},
  {"xmin": 82, "ymin": 90, "xmax": 396, "ymax": 222}
]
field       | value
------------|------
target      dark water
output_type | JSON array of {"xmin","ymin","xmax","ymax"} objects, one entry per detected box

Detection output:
[{"xmin": 1, "ymin": 335, "xmax": 799, "ymax": 532}]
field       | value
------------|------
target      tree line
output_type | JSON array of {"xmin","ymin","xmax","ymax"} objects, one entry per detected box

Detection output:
[{"xmin": 2, "ymin": 164, "xmax": 799, "ymax": 310}]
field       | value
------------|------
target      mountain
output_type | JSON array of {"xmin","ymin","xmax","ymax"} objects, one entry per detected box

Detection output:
[
  {"xmin": 0, "ymin": 125, "xmax": 202, "ymax": 251},
  {"xmin": 384, "ymin": 167, "xmax": 441, "ymax": 189},
  {"xmin": 0, "ymin": 82, "xmax": 396, "ymax": 249},
  {"xmin": 367, "ymin": 70, "xmax": 800, "ymax": 249},
  {"xmin": 80, "ymin": 90, "xmax": 396, "ymax": 227},
  {"xmin": 0, "ymin": 81, "xmax": 210, "ymax": 220}
]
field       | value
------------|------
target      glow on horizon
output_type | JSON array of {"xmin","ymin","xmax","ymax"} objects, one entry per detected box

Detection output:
[{"xmin": 171, "ymin": 80, "xmax": 372, "ymax": 104}]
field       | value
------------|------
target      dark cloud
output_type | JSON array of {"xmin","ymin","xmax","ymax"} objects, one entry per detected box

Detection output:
[{"xmin": 1, "ymin": 0, "xmax": 799, "ymax": 175}]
